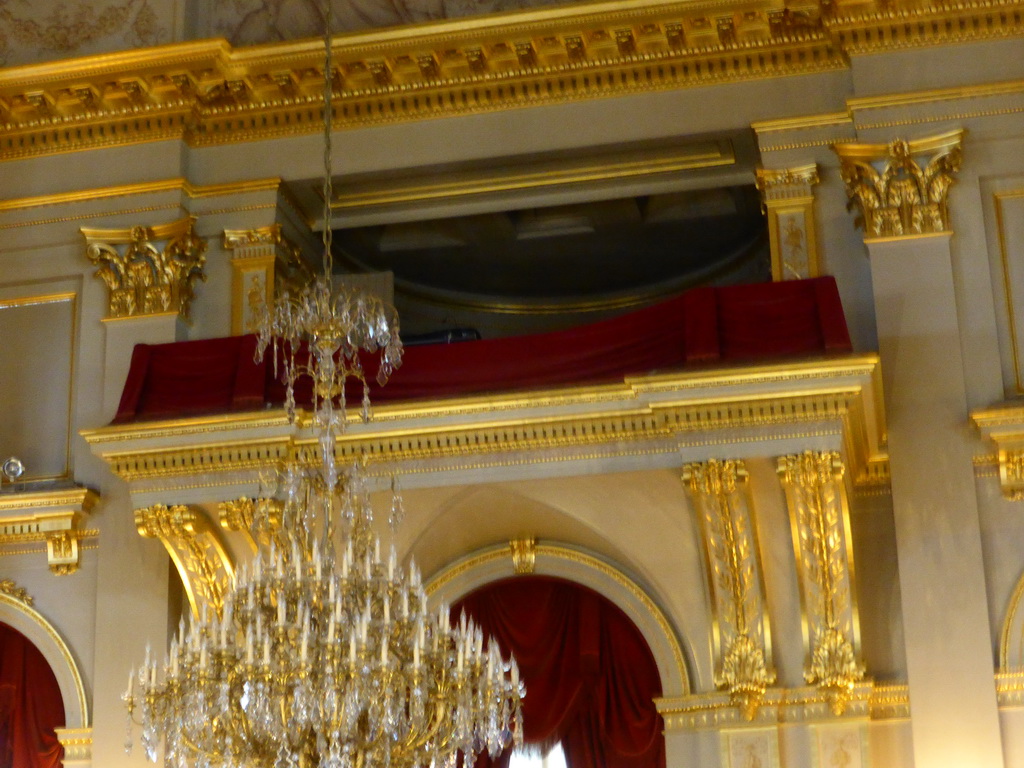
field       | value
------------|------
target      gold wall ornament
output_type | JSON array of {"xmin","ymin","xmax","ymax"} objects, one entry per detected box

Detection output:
[
  {"xmin": 755, "ymin": 165, "xmax": 821, "ymax": 281},
  {"xmin": 0, "ymin": 486, "xmax": 98, "ymax": 574},
  {"xmin": 509, "ymin": 537, "xmax": 538, "ymax": 574},
  {"xmin": 217, "ymin": 496, "xmax": 284, "ymax": 554},
  {"xmin": 833, "ymin": 130, "xmax": 964, "ymax": 241},
  {"xmin": 777, "ymin": 451, "xmax": 864, "ymax": 715},
  {"xmin": 224, "ymin": 225, "xmax": 314, "ymax": 335},
  {"xmin": 0, "ymin": 579, "xmax": 33, "ymax": 605},
  {"xmin": 82, "ymin": 216, "xmax": 207, "ymax": 320},
  {"xmin": 682, "ymin": 459, "xmax": 775, "ymax": 720},
  {"xmin": 134, "ymin": 503, "xmax": 235, "ymax": 619}
]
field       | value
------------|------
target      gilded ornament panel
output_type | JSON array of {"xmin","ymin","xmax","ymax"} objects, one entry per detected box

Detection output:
[
  {"xmin": 755, "ymin": 165, "xmax": 820, "ymax": 281},
  {"xmin": 683, "ymin": 459, "xmax": 775, "ymax": 720},
  {"xmin": 777, "ymin": 451, "xmax": 864, "ymax": 715}
]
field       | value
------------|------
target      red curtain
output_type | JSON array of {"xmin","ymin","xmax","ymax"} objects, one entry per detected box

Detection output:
[
  {"xmin": 452, "ymin": 577, "xmax": 664, "ymax": 768},
  {"xmin": 0, "ymin": 624, "xmax": 64, "ymax": 768},
  {"xmin": 113, "ymin": 277, "xmax": 853, "ymax": 422}
]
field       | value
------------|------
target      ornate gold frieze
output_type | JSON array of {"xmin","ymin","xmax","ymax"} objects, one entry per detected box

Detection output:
[
  {"xmin": 82, "ymin": 216, "xmax": 207, "ymax": 320},
  {"xmin": 0, "ymin": 486, "xmax": 98, "ymax": 574},
  {"xmin": 218, "ymin": 497, "xmax": 284, "ymax": 553},
  {"xmin": 683, "ymin": 459, "xmax": 775, "ymax": 720},
  {"xmin": 135, "ymin": 503, "xmax": 235, "ymax": 619},
  {"xmin": 0, "ymin": 578, "xmax": 32, "ymax": 605},
  {"xmin": 777, "ymin": 451, "xmax": 864, "ymax": 715},
  {"xmin": 833, "ymin": 130, "xmax": 964, "ymax": 241},
  {"xmin": 224, "ymin": 224, "xmax": 313, "ymax": 335},
  {"xmin": 755, "ymin": 164, "xmax": 821, "ymax": 281},
  {"xmin": 509, "ymin": 537, "xmax": 537, "ymax": 574}
]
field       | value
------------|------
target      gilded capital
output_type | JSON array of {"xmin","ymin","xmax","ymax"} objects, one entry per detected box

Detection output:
[
  {"xmin": 82, "ymin": 216, "xmax": 207, "ymax": 320},
  {"xmin": 683, "ymin": 459, "xmax": 775, "ymax": 720},
  {"xmin": 833, "ymin": 130, "xmax": 963, "ymax": 241}
]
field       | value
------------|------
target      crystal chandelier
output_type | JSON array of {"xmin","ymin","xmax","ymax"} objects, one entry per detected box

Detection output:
[{"xmin": 121, "ymin": 7, "xmax": 524, "ymax": 767}]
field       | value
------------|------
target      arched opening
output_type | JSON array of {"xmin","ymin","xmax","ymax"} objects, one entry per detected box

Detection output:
[
  {"xmin": 452, "ymin": 576, "xmax": 665, "ymax": 768},
  {"xmin": 0, "ymin": 623, "xmax": 65, "ymax": 768}
]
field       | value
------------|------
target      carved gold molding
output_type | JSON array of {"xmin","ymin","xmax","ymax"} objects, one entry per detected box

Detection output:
[
  {"xmin": 755, "ymin": 165, "xmax": 821, "ymax": 281},
  {"xmin": 509, "ymin": 537, "xmax": 538, "ymax": 574},
  {"xmin": 777, "ymin": 451, "xmax": 864, "ymax": 715},
  {"xmin": 658, "ymin": 680, "xmax": 903, "ymax": 730},
  {"xmin": 833, "ymin": 130, "xmax": 964, "ymax": 241},
  {"xmin": 82, "ymin": 216, "xmax": 207, "ymax": 321},
  {"xmin": 683, "ymin": 459, "xmax": 775, "ymax": 720},
  {"xmin": 0, "ymin": 578, "xmax": 32, "ymax": 605},
  {"xmin": 224, "ymin": 225, "xmax": 313, "ymax": 335},
  {"xmin": 0, "ymin": 487, "xmax": 98, "ymax": 574},
  {"xmin": 135, "ymin": 503, "xmax": 235, "ymax": 619}
]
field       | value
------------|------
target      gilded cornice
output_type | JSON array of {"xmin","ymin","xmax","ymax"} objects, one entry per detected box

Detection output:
[
  {"xmin": 83, "ymin": 355, "xmax": 889, "ymax": 490},
  {"xmin": 970, "ymin": 403, "xmax": 1024, "ymax": 500},
  {"xmin": 0, "ymin": 486, "xmax": 99, "ymax": 574},
  {"xmin": 0, "ymin": 0, "xmax": 1018, "ymax": 160}
]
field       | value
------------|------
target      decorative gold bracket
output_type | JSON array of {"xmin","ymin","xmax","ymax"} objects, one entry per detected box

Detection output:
[
  {"xmin": 218, "ymin": 497, "xmax": 284, "ymax": 554},
  {"xmin": 223, "ymin": 225, "xmax": 313, "ymax": 335},
  {"xmin": 833, "ymin": 130, "xmax": 964, "ymax": 241},
  {"xmin": 683, "ymin": 459, "xmax": 775, "ymax": 720},
  {"xmin": 135, "ymin": 504, "xmax": 235, "ymax": 619},
  {"xmin": 509, "ymin": 538, "xmax": 538, "ymax": 575},
  {"xmin": 777, "ymin": 451, "xmax": 864, "ymax": 715},
  {"xmin": 82, "ymin": 216, "xmax": 207, "ymax": 320},
  {"xmin": 755, "ymin": 164, "xmax": 821, "ymax": 281},
  {"xmin": 0, "ymin": 487, "xmax": 98, "ymax": 575}
]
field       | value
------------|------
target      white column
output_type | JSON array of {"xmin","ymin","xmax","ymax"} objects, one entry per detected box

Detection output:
[{"xmin": 866, "ymin": 231, "xmax": 1003, "ymax": 768}]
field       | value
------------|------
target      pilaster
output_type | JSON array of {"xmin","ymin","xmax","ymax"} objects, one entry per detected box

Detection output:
[
  {"xmin": 755, "ymin": 165, "xmax": 822, "ymax": 281},
  {"xmin": 834, "ymin": 130, "xmax": 1004, "ymax": 768}
]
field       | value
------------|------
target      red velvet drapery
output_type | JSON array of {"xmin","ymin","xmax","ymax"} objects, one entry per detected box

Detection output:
[
  {"xmin": 113, "ymin": 277, "xmax": 853, "ymax": 423},
  {"xmin": 452, "ymin": 577, "xmax": 664, "ymax": 768},
  {"xmin": 0, "ymin": 624, "xmax": 64, "ymax": 768}
]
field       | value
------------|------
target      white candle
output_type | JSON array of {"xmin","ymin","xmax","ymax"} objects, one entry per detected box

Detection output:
[
  {"xmin": 300, "ymin": 626, "xmax": 308, "ymax": 664},
  {"xmin": 402, "ymin": 589, "xmax": 409, "ymax": 620},
  {"xmin": 263, "ymin": 636, "xmax": 271, "ymax": 666},
  {"xmin": 328, "ymin": 619, "xmax": 335, "ymax": 644},
  {"xmin": 374, "ymin": 538, "xmax": 380, "ymax": 564},
  {"xmin": 413, "ymin": 639, "xmax": 420, "ymax": 670},
  {"xmin": 329, "ymin": 576, "xmax": 335, "ymax": 603},
  {"xmin": 381, "ymin": 636, "xmax": 388, "ymax": 665},
  {"xmin": 127, "ymin": 669, "xmax": 134, "ymax": 700},
  {"xmin": 388, "ymin": 546, "xmax": 395, "ymax": 580},
  {"xmin": 246, "ymin": 627, "xmax": 254, "ymax": 665},
  {"xmin": 349, "ymin": 632, "xmax": 356, "ymax": 664},
  {"xmin": 384, "ymin": 596, "xmax": 390, "ymax": 625},
  {"xmin": 457, "ymin": 646, "xmax": 464, "ymax": 673},
  {"xmin": 278, "ymin": 599, "xmax": 285, "ymax": 626}
]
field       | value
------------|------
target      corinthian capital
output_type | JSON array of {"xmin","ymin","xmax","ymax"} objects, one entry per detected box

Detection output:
[{"xmin": 833, "ymin": 130, "xmax": 963, "ymax": 241}]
